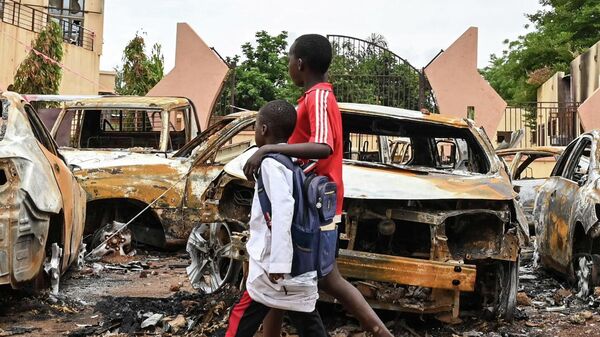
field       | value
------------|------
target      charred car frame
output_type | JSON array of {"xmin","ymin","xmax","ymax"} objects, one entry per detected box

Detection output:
[
  {"xmin": 534, "ymin": 132, "xmax": 600, "ymax": 297},
  {"xmin": 56, "ymin": 102, "xmax": 527, "ymax": 320},
  {"xmin": 0, "ymin": 92, "xmax": 86, "ymax": 292}
]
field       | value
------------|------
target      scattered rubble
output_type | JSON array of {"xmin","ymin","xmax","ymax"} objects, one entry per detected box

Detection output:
[
  {"xmin": 516, "ymin": 292, "xmax": 532, "ymax": 306},
  {"xmin": 3, "ymin": 248, "xmax": 600, "ymax": 336}
]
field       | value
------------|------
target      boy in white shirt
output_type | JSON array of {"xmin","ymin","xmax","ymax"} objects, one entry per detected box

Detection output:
[{"xmin": 225, "ymin": 100, "xmax": 326, "ymax": 337}]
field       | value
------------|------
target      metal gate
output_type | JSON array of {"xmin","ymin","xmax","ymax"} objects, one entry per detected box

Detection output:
[
  {"xmin": 212, "ymin": 34, "xmax": 437, "ymax": 118},
  {"xmin": 327, "ymin": 35, "xmax": 436, "ymax": 111}
]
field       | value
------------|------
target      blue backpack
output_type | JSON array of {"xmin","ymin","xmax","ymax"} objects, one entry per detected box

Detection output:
[{"xmin": 256, "ymin": 153, "xmax": 338, "ymax": 278}]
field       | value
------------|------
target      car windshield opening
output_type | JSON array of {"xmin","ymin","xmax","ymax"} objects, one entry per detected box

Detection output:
[{"xmin": 342, "ymin": 113, "xmax": 491, "ymax": 174}]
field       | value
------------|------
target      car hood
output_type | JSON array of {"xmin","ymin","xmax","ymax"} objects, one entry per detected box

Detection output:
[
  {"xmin": 224, "ymin": 148, "xmax": 515, "ymax": 201},
  {"xmin": 343, "ymin": 161, "xmax": 514, "ymax": 200},
  {"xmin": 60, "ymin": 148, "xmax": 188, "ymax": 171}
]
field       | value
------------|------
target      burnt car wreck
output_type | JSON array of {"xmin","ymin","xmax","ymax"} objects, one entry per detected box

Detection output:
[
  {"xmin": 47, "ymin": 97, "xmax": 527, "ymax": 320},
  {"xmin": 0, "ymin": 92, "xmax": 86, "ymax": 293},
  {"xmin": 497, "ymin": 146, "xmax": 563, "ymax": 234},
  {"xmin": 190, "ymin": 103, "xmax": 528, "ymax": 321},
  {"xmin": 534, "ymin": 132, "xmax": 600, "ymax": 297}
]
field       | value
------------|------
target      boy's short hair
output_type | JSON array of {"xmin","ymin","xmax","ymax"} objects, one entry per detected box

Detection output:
[
  {"xmin": 259, "ymin": 100, "xmax": 297, "ymax": 140},
  {"xmin": 291, "ymin": 34, "xmax": 332, "ymax": 74}
]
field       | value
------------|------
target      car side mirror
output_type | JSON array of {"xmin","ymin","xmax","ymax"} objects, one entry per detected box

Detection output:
[
  {"xmin": 68, "ymin": 164, "xmax": 81, "ymax": 172},
  {"xmin": 578, "ymin": 174, "xmax": 588, "ymax": 187}
]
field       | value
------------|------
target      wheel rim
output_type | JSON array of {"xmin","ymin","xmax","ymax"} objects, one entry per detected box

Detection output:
[
  {"xmin": 90, "ymin": 222, "xmax": 134, "ymax": 257},
  {"xmin": 575, "ymin": 255, "xmax": 592, "ymax": 298},
  {"xmin": 186, "ymin": 223, "xmax": 234, "ymax": 294}
]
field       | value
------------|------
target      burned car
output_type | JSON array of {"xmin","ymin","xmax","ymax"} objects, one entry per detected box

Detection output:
[
  {"xmin": 497, "ymin": 146, "xmax": 563, "ymax": 233},
  {"xmin": 58, "ymin": 111, "xmax": 256, "ymax": 252},
  {"xmin": 50, "ymin": 96, "xmax": 200, "ymax": 153},
  {"xmin": 59, "ymin": 102, "xmax": 526, "ymax": 320},
  {"xmin": 0, "ymin": 92, "xmax": 86, "ymax": 292},
  {"xmin": 533, "ymin": 132, "xmax": 600, "ymax": 297},
  {"xmin": 196, "ymin": 104, "xmax": 528, "ymax": 321}
]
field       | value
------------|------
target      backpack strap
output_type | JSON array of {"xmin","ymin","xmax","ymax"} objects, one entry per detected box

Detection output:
[
  {"xmin": 256, "ymin": 171, "xmax": 272, "ymax": 230},
  {"xmin": 255, "ymin": 153, "xmax": 295, "ymax": 231}
]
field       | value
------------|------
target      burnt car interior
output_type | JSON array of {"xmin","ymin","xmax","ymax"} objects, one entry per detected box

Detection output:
[
  {"xmin": 55, "ymin": 108, "xmax": 189, "ymax": 151},
  {"xmin": 552, "ymin": 139, "xmax": 590, "ymax": 184},
  {"xmin": 342, "ymin": 113, "xmax": 491, "ymax": 174},
  {"xmin": 514, "ymin": 154, "xmax": 556, "ymax": 180}
]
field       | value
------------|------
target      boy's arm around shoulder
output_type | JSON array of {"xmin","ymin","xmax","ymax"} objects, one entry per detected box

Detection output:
[
  {"xmin": 260, "ymin": 158, "xmax": 295, "ymax": 274},
  {"xmin": 244, "ymin": 143, "xmax": 330, "ymax": 180}
]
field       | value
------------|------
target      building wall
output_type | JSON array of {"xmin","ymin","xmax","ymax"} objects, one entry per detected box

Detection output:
[
  {"xmin": 571, "ymin": 40, "xmax": 600, "ymax": 103},
  {"xmin": 98, "ymin": 70, "xmax": 116, "ymax": 93},
  {"xmin": 537, "ymin": 72, "xmax": 569, "ymax": 103},
  {"xmin": 0, "ymin": 0, "xmax": 103, "ymax": 94}
]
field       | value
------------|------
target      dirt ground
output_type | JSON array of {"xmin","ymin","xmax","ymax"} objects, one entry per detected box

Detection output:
[{"xmin": 2, "ymin": 248, "xmax": 600, "ymax": 337}]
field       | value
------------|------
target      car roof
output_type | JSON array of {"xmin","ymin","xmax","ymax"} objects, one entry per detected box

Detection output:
[
  {"xmin": 337, "ymin": 102, "xmax": 471, "ymax": 128},
  {"xmin": 64, "ymin": 96, "xmax": 191, "ymax": 110}
]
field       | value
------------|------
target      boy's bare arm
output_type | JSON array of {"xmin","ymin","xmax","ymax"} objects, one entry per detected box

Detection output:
[{"xmin": 243, "ymin": 143, "xmax": 332, "ymax": 180}]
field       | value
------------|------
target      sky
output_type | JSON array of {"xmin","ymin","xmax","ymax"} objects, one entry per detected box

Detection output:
[{"xmin": 100, "ymin": 0, "xmax": 544, "ymax": 72}]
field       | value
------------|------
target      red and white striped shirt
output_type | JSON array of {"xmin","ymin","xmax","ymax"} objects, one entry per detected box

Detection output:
[{"xmin": 288, "ymin": 82, "xmax": 344, "ymax": 215}]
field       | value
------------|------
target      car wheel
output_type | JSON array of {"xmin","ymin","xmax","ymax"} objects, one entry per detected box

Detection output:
[
  {"xmin": 186, "ymin": 222, "xmax": 242, "ymax": 294},
  {"xmin": 490, "ymin": 258, "xmax": 519, "ymax": 321},
  {"xmin": 573, "ymin": 254, "xmax": 600, "ymax": 298},
  {"xmin": 89, "ymin": 222, "xmax": 135, "ymax": 257}
]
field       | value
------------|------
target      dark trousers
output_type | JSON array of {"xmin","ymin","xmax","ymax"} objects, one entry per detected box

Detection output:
[{"xmin": 225, "ymin": 291, "xmax": 326, "ymax": 337}]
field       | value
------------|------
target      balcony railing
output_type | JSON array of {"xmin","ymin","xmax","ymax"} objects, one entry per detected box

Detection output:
[
  {"xmin": 500, "ymin": 102, "xmax": 581, "ymax": 148},
  {"xmin": 0, "ymin": 0, "xmax": 94, "ymax": 51}
]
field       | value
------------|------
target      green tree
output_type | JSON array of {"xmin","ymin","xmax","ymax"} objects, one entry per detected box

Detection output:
[
  {"xmin": 115, "ymin": 33, "xmax": 164, "ymax": 95},
  {"xmin": 328, "ymin": 34, "xmax": 423, "ymax": 110},
  {"xmin": 216, "ymin": 31, "xmax": 426, "ymax": 115},
  {"xmin": 222, "ymin": 31, "xmax": 301, "ymax": 113},
  {"xmin": 482, "ymin": 0, "xmax": 600, "ymax": 103},
  {"xmin": 13, "ymin": 21, "xmax": 63, "ymax": 94}
]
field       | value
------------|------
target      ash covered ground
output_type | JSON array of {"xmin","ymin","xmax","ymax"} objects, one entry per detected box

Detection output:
[{"xmin": 2, "ymin": 247, "xmax": 600, "ymax": 337}]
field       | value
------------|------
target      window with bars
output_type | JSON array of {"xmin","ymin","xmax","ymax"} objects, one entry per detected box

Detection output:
[{"xmin": 48, "ymin": 0, "xmax": 85, "ymax": 46}]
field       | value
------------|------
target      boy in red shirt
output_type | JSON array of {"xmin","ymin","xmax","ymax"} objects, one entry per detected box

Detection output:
[{"xmin": 244, "ymin": 34, "xmax": 392, "ymax": 337}]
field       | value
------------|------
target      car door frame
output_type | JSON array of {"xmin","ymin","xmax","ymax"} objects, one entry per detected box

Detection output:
[{"xmin": 181, "ymin": 115, "xmax": 256, "ymax": 226}]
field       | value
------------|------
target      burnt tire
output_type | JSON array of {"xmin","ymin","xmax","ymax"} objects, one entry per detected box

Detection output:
[
  {"xmin": 26, "ymin": 260, "xmax": 48, "ymax": 293},
  {"xmin": 572, "ymin": 254, "xmax": 600, "ymax": 298},
  {"xmin": 494, "ymin": 258, "xmax": 519, "ymax": 321}
]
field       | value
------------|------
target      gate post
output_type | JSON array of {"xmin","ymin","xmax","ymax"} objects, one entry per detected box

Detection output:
[{"xmin": 418, "ymin": 69, "xmax": 425, "ymax": 110}]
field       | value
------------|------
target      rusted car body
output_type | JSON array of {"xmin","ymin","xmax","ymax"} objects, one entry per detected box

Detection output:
[
  {"xmin": 59, "ymin": 102, "xmax": 527, "ymax": 320},
  {"xmin": 50, "ymin": 96, "xmax": 200, "ymax": 153},
  {"xmin": 534, "ymin": 132, "xmax": 600, "ymax": 296},
  {"xmin": 497, "ymin": 146, "xmax": 563, "ymax": 233},
  {"xmin": 59, "ymin": 111, "xmax": 254, "ymax": 250},
  {"xmin": 0, "ymin": 92, "xmax": 86, "ymax": 291},
  {"xmin": 219, "ymin": 104, "xmax": 528, "ymax": 321}
]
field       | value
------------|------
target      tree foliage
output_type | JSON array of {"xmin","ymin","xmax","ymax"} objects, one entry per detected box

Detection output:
[
  {"xmin": 216, "ymin": 31, "xmax": 426, "ymax": 115},
  {"xmin": 220, "ymin": 31, "xmax": 301, "ymax": 113},
  {"xmin": 328, "ymin": 34, "xmax": 423, "ymax": 110},
  {"xmin": 13, "ymin": 21, "xmax": 63, "ymax": 94},
  {"xmin": 482, "ymin": 0, "xmax": 600, "ymax": 103},
  {"xmin": 115, "ymin": 33, "xmax": 164, "ymax": 95}
]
